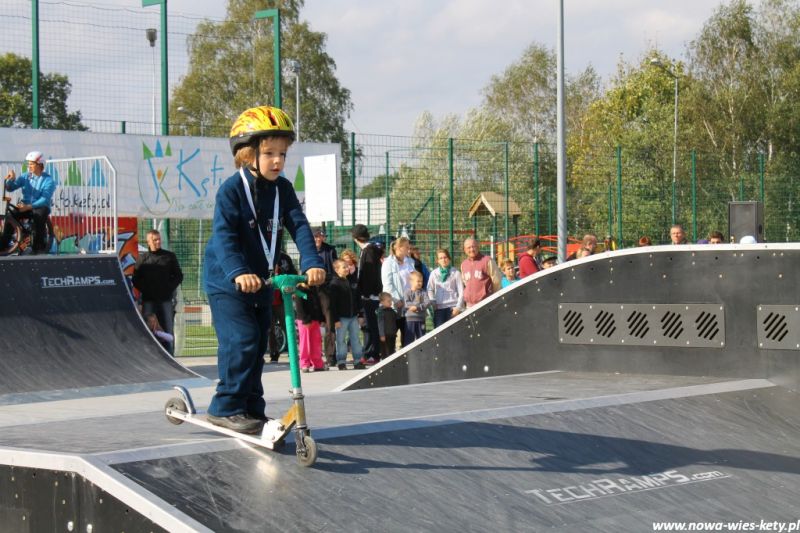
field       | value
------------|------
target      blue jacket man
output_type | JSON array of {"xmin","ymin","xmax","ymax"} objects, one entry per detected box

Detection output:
[
  {"xmin": 203, "ymin": 106, "xmax": 325, "ymax": 434},
  {"xmin": 1, "ymin": 150, "xmax": 56, "ymax": 254}
]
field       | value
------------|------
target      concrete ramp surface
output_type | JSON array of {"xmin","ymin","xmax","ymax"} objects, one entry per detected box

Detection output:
[{"xmin": 0, "ymin": 255, "xmax": 199, "ymax": 400}]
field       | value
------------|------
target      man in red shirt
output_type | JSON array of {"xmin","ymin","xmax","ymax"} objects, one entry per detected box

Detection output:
[
  {"xmin": 460, "ymin": 238, "xmax": 502, "ymax": 308},
  {"xmin": 518, "ymin": 239, "xmax": 541, "ymax": 278}
]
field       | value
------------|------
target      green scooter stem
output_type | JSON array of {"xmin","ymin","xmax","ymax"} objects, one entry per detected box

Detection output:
[{"xmin": 270, "ymin": 274, "xmax": 308, "ymax": 390}]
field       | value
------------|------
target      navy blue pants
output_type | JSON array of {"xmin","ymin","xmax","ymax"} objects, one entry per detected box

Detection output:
[
  {"xmin": 404, "ymin": 319, "xmax": 426, "ymax": 344},
  {"xmin": 207, "ymin": 292, "xmax": 271, "ymax": 418},
  {"xmin": 433, "ymin": 307, "xmax": 454, "ymax": 329}
]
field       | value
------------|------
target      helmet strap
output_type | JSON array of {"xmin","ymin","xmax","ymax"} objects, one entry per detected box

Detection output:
[{"xmin": 249, "ymin": 140, "xmax": 264, "ymax": 179}]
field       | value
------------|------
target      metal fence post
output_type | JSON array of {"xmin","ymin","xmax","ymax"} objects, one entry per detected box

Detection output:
[
  {"xmin": 385, "ymin": 151, "xmax": 391, "ymax": 250},
  {"xmin": 350, "ymin": 132, "xmax": 356, "ymax": 229},
  {"xmin": 504, "ymin": 141, "xmax": 510, "ymax": 244},
  {"xmin": 533, "ymin": 142, "xmax": 540, "ymax": 236},
  {"xmin": 616, "ymin": 146, "xmax": 623, "ymax": 246},
  {"xmin": 691, "ymin": 149, "xmax": 697, "ymax": 242},
  {"xmin": 437, "ymin": 195, "xmax": 442, "ymax": 251},
  {"xmin": 31, "ymin": 0, "xmax": 40, "ymax": 129},
  {"xmin": 608, "ymin": 183, "xmax": 613, "ymax": 239},
  {"xmin": 759, "ymin": 152, "xmax": 766, "ymax": 238},
  {"xmin": 759, "ymin": 152, "xmax": 765, "ymax": 205},
  {"xmin": 448, "ymin": 138, "xmax": 454, "ymax": 254}
]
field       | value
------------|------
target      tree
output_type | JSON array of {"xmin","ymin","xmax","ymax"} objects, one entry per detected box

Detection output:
[
  {"xmin": 170, "ymin": 0, "xmax": 352, "ymax": 144},
  {"xmin": 684, "ymin": 0, "xmax": 800, "ymax": 241},
  {"xmin": 685, "ymin": 0, "xmax": 763, "ymax": 177},
  {"xmin": 411, "ymin": 45, "xmax": 602, "ymax": 242},
  {"xmin": 0, "ymin": 53, "xmax": 86, "ymax": 130},
  {"xmin": 566, "ymin": 52, "xmax": 691, "ymax": 243},
  {"xmin": 480, "ymin": 43, "xmax": 601, "ymax": 144}
]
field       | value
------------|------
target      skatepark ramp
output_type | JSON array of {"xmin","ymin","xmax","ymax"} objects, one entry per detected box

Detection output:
[
  {"xmin": 341, "ymin": 243, "xmax": 800, "ymax": 390},
  {"xmin": 0, "ymin": 246, "xmax": 797, "ymax": 531},
  {"xmin": 0, "ymin": 255, "xmax": 201, "ymax": 402}
]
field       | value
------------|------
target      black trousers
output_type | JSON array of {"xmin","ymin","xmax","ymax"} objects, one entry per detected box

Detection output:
[
  {"xmin": 361, "ymin": 298, "xmax": 380, "ymax": 360},
  {"xmin": 380, "ymin": 335, "xmax": 397, "ymax": 359},
  {"xmin": 143, "ymin": 299, "xmax": 175, "ymax": 354}
]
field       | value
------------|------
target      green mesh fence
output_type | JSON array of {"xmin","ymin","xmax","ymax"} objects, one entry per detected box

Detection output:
[
  {"xmin": 1, "ymin": 1, "xmax": 233, "ymax": 134},
  {"xmin": 149, "ymin": 136, "xmax": 797, "ymax": 356}
]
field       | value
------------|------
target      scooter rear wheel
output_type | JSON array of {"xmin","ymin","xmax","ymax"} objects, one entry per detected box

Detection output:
[
  {"xmin": 296, "ymin": 435, "xmax": 318, "ymax": 467},
  {"xmin": 164, "ymin": 397, "xmax": 187, "ymax": 425}
]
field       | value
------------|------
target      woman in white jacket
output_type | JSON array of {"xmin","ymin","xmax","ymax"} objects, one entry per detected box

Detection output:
[
  {"xmin": 381, "ymin": 236, "xmax": 416, "ymax": 346},
  {"xmin": 426, "ymin": 248, "xmax": 464, "ymax": 328}
]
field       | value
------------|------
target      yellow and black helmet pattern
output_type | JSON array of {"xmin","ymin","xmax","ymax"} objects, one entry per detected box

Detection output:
[{"xmin": 229, "ymin": 106, "xmax": 295, "ymax": 155}]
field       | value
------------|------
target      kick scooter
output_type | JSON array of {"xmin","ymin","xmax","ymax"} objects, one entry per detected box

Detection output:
[{"xmin": 165, "ymin": 274, "xmax": 318, "ymax": 467}]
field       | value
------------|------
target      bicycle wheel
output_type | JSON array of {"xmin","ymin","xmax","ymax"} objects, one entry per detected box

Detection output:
[
  {"xmin": 0, "ymin": 218, "xmax": 21, "ymax": 256},
  {"xmin": 268, "ymin": 325, "xmax": 287, "ymax": 355}
]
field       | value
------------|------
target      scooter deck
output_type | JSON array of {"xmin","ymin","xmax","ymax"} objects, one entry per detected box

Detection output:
[{"xmin": 165, "ymin": 407, "xmax": 291, "ymax": 450}]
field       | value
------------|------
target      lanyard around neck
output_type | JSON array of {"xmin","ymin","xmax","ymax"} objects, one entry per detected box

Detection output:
[{"xmin": 240, "ymin": 168, "xmax": 279, "ymax": 271}]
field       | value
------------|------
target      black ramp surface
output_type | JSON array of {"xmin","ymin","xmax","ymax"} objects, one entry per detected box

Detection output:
[
  {"xmin": 345, "ymin": 245, "xmax": 800, "ymax": 390},
  {"xmin": 0, "ymin": 255, "xmax": 197, "ymax": 396},
  {"xmin": 114, "ymin": 385, "xmax": 800, "ymax": 533}
]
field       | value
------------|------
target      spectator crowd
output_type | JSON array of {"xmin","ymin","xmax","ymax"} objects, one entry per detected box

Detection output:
[{"xmin": 275, "ymin": 224, "xmax": 745, "ymax": 372}]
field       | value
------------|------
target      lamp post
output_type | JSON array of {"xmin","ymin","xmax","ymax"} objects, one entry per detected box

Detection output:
[
  {"xmin": 287, "ymin": 59, "xmax": 301, "ymax": 141},
  {"xmin": 146, "ymin": 28, "xmax": 157, "ymax": 136},
  {"xmin": 650, "ymin": 57, "xmax": 679, "ymax": 226}
]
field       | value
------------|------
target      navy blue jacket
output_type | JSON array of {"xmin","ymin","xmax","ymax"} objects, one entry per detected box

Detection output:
[{"xmin": 203, "ymin": 168, "xmax": 323, "ymax": 306}]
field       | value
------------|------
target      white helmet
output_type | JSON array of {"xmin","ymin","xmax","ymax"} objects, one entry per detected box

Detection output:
[
  {"xmin": 25, "ymin": 151, "xmax": 44, "ymax": 164},
  {"xmin": 739, "ymin": 235, "xmax": 757, "ymax": 244}
]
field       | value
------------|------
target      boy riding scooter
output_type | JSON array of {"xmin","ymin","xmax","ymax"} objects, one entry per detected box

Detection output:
[{"xmin": 202, "ymin": 106, "xmax": 325, "ymax": 434}]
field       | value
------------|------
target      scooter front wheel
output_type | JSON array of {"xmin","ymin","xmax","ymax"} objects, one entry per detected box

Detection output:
[
  {"xmin": 164, "ymin": 397, "xmax": 187, "ymax": 425},
  {"xmin": 296, "ymin": 435, "xmax": 318, "ymax": 467}
]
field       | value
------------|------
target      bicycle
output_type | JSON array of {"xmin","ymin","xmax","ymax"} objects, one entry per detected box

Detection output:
[{"xmin": 0, "ymin": 174, "xmax": 54, "ymax": 256}]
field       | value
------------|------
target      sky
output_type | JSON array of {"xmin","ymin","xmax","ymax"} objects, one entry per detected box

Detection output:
[
  {"xmin": 9, "ymin": 0, "xmax": 728, "ymax": 137},
  {"xmin": 219, "ymin": 0, "xmax": 725, "ymax": 136}
]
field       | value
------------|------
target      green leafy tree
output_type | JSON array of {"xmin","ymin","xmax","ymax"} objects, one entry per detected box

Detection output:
[
  {"xmin": 0, "ymin": 53, "xmax": 86, "ymax": 130},
  {"xmin": 685, "ymin": 0, "xmax": 763, "ymax": 177},
  {"xmin": 481, "ymin": 43, "xmax": 601, "ymax": 144},
  {"xmin": 567, "ymin": 52, "xmax": 689, "ymax": 243},
  {"xmin": 169, "ymin": 0, "xmax": 352, "ymax": 144},
  {"xmin": 684, "ymin": 0, "xmax": 800, "ymax": 240},
  {"xmin": 411, "ymin": 45, "xmax": 601, "ymax": 244}
]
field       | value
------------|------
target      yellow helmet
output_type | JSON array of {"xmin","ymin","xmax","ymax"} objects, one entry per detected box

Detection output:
[{"xmin": 229, "ymin": 106, "xmax": 295, "ymax": 155}]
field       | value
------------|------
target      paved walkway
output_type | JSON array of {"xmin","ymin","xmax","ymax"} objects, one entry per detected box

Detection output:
[
  {"xmin": 180, "ymin": 354, "xmax": 362, "ymax": 398},
  {"xmin": 0, "ymin": 355, "xmax": 361, "ymax": 428}
]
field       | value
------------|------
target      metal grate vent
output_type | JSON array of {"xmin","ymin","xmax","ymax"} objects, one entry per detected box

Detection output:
[
  {"xmin": 696, "ymin": 311, "xmax": 720, "ymax": 341},
  {"xmin": 763, "ymin": 312, "xmax": 789, "ymax": 342},
  {"xmin": 756, "ymin": 305, "xmax": 800, "ymax": 350},
  {"xmin": 627, "ymin": 311, "xmax": 650, "ymax": 339},
  {"xmin": 594, "ymin": 310, "xmax": 616, "ymax": 338},
  {"xmin": 661, "ymin": 311, "xmax": 684, "ymax": 340},
  {"xmin": 559, "ymin": 303, "xmax": 724, "ymax": 348},
  {"xmin": 562, "ymin": 309, "xmax": 584, "ymax": 337}
]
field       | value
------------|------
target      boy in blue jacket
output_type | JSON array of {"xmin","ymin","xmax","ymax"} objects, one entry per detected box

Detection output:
[{"xmin": 203, "ymin": 106, "xmax": 325, "ymax": 434}]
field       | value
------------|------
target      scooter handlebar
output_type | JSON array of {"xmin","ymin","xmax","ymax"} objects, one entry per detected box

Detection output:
[{"xmin": 234, "ymin": 273, "xmax": 308, "ymax": 293}]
